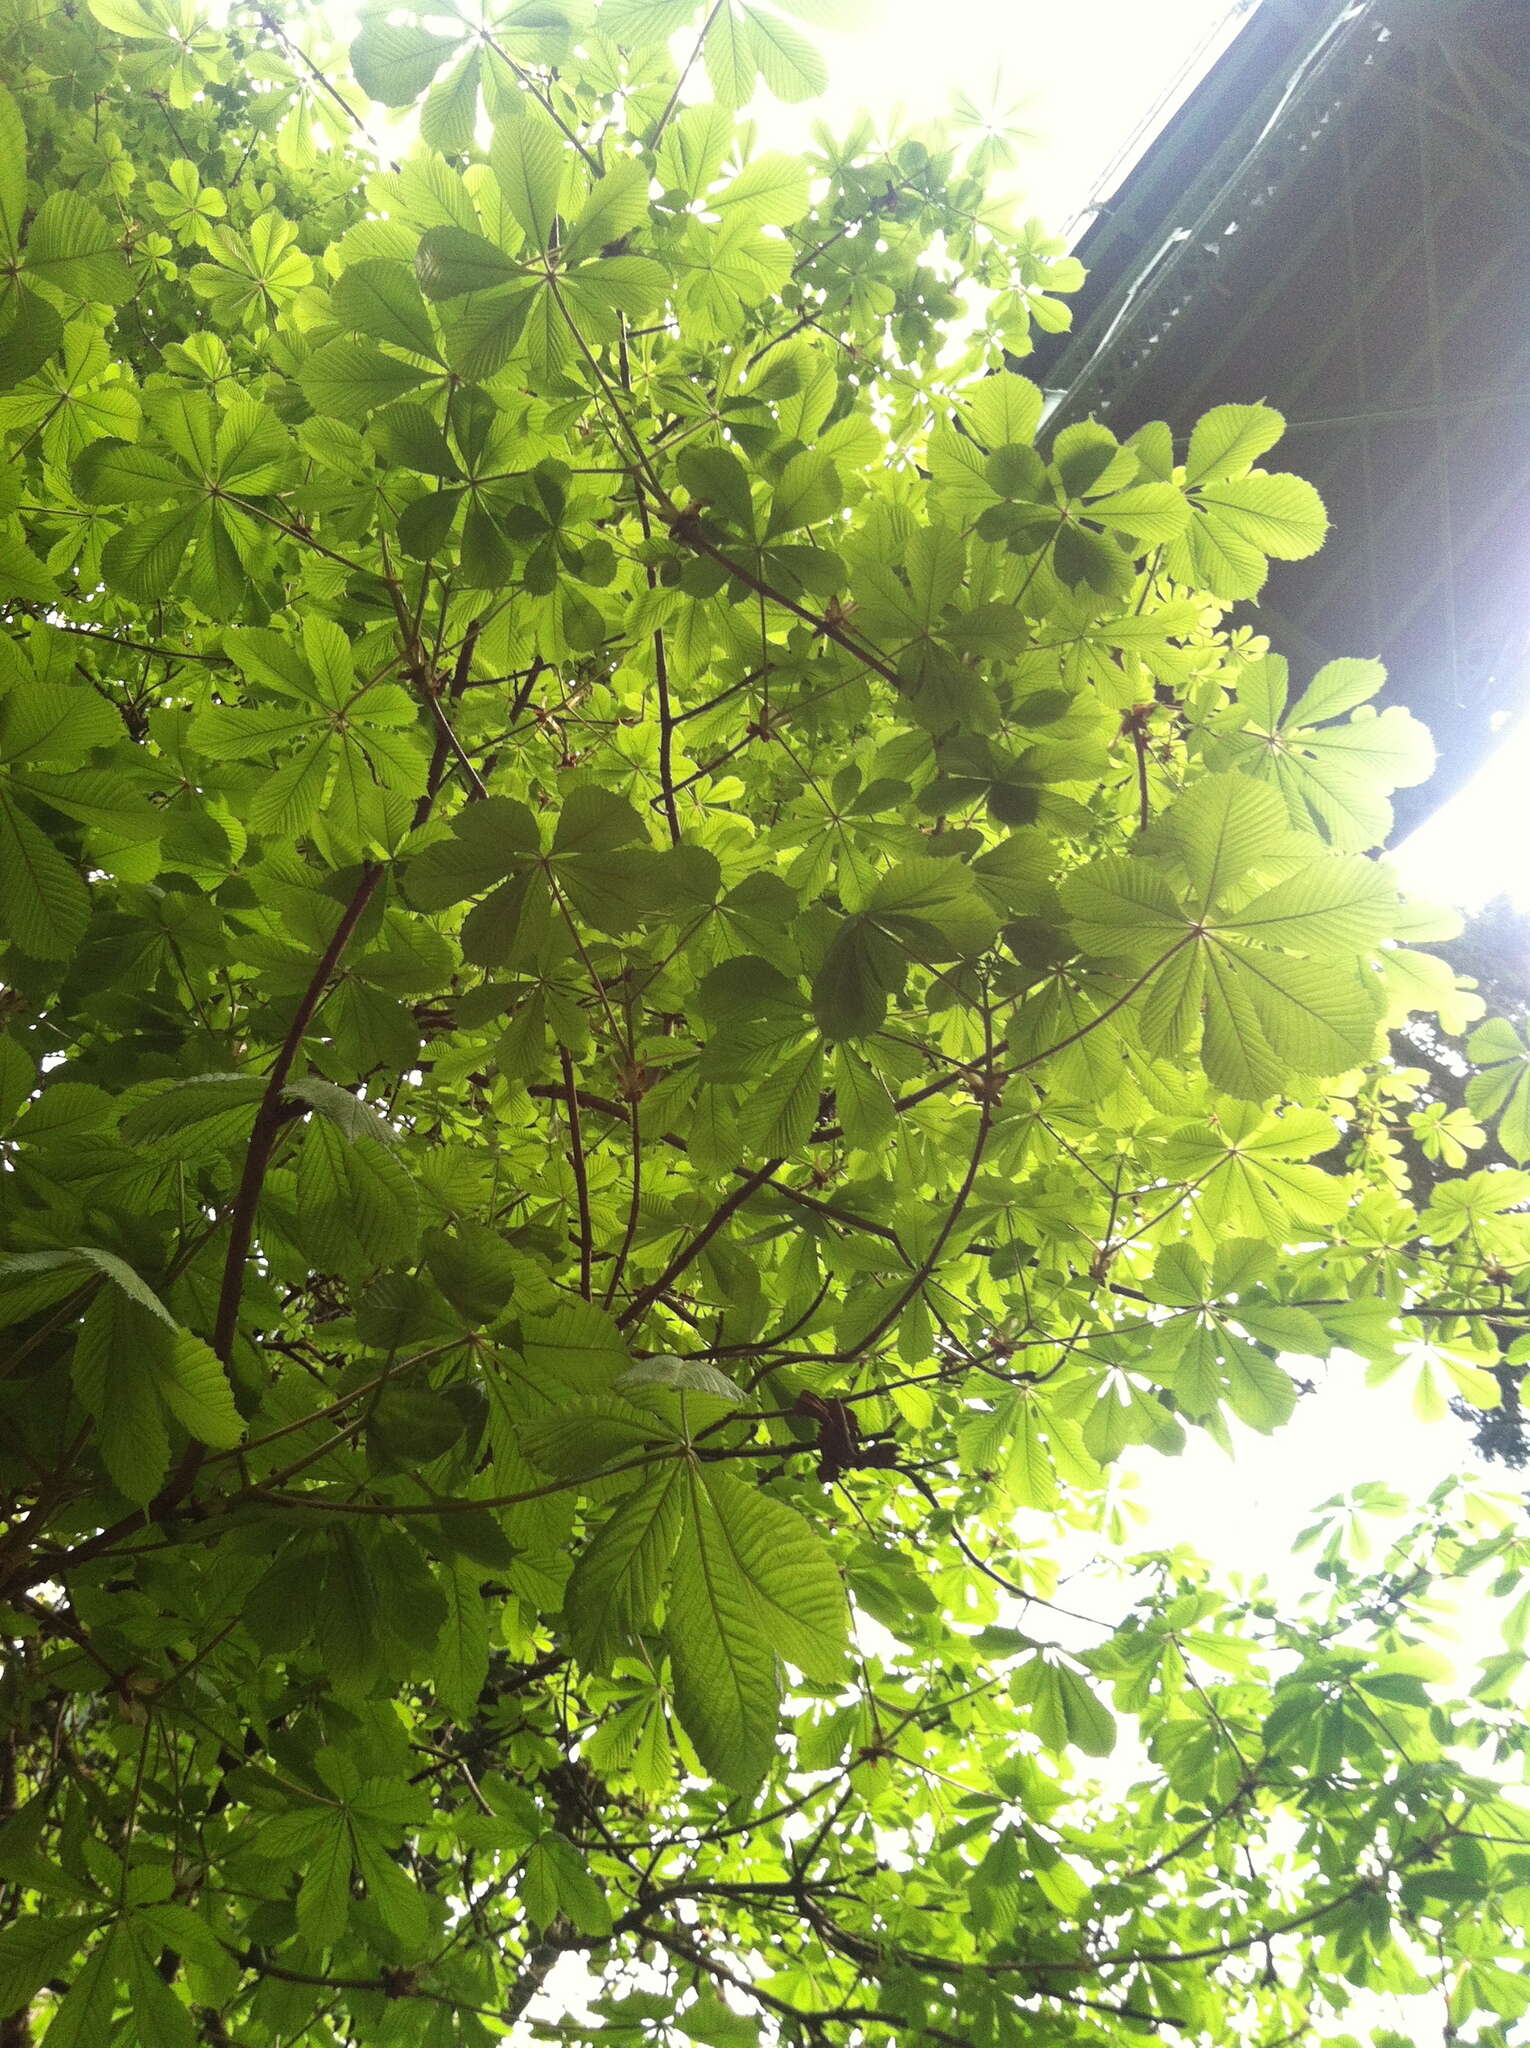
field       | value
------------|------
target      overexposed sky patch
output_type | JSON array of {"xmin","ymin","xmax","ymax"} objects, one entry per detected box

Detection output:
[
  {"xmin": 1395, "ymin": 712, "xmax": 1530, "ymax": 912},
  {"xmin": 754, "ymin": 0, "xmax": 1251, "ymax": 227}
]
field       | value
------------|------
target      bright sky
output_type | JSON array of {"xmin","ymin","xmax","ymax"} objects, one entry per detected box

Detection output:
[
  {"xmin": 1395, "ymin": 717, "xmax": 1530, "ymax": 912},
  {"xmin": 756, "ymin": 0, "xmax": 1249, "ymax": 229}
]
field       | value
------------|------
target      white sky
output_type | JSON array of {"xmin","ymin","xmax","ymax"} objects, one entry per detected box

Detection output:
[
  {"xmin": 1395, "ymin": 717, "xmax": 1530, "ymax": 912},
  {"xmin": 757, "ymin": 0, "xmax": 1250, "ymax": 229}
]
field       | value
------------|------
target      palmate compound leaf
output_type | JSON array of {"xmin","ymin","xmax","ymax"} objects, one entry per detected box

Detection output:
[
  {"xmin": 667, "ymin": 1464, "xmax": 850, "ymax": 1788},
  {"xmin": 1011, "ymin": 1650, "xmax": 1116, "ymax": 1758},
  {"xmin": 1212, "ymin": 653, "xmax": 1436, "ymax": 850},
  {"xmin": 1062, "ymin": 777, "xmax": 1392, "ymax": 1098},
  {"xmin": 1162, "ymin": 1102, "xmax": 1351, "ymax": 1240},
  {"xmin": 1467, "ymin": 1017, "xmax": 1530, "ymax": 1163}
]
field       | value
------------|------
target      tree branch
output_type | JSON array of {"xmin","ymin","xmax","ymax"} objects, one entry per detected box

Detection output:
[
  {"xmin": 616, "ymin": 1160, "xmax": 784, "ymax": 1330},
  {"xmin": 561, "ymin": 1047, "xmax": 594, "ymax": 1299}
]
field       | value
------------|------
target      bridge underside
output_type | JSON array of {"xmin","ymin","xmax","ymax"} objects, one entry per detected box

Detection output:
[{"xmin": 1028, "ymin": 0, "xmax": 1530, "ymax": 831}]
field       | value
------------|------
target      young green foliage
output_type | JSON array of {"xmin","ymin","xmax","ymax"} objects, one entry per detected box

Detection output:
[{"xmin": 0, "ymin": 3, "xmax": 1528, "ymax": 2045}]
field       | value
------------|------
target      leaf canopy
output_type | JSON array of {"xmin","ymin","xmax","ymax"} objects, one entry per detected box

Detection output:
[{"xmin": 0, "ymin": 8, "xmax": 1528, "ymax": 2048}]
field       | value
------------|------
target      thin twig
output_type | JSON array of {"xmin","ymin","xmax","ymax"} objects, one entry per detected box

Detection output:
[{"xmin": 561, "ymin": 1047, "xmax": 594, "ymax": 1299}]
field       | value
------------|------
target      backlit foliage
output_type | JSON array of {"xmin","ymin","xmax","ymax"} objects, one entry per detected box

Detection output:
[{"xmin": 3, "ymin": 2, "xmax": 1530, "ymax": 2043}]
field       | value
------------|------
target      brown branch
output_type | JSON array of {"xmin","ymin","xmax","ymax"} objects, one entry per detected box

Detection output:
[
  {"xmin": 561, "ymin": 1048, "xmax": 594, "ymax": 1299},
  {"xmin": 480, "ymin": 33, "xmax": 600, "ymax": 172},
  {"xmin": 211, "ymin": 866, "xmax": 384, "ymax": 1368},
  {"xmin": 602, "ymin": 1100, "xmax": 644, "ymax": 1311},
  {"xmin": 646, "ymin": 0, "xmax": 724, "ymax": 150},
  {"xmin": 257, "ymin": 10, "xmax": 370, "ymax": 133},
  {"xmin": 652, "ymin": 623, "xmax": 681, "ymax": 843},
  {"xmin": 416, "ymin": 619, "xmax": 484, "ymax": 824},
  {"xmin": 616, "ymin": 1160, "xmax": 784, "ymax": 1330}
]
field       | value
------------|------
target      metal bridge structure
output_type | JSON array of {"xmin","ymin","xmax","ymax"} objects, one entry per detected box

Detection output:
[{"xmin": 1027, "ymin": 0, "xmax": 1530, "ymax": 829}]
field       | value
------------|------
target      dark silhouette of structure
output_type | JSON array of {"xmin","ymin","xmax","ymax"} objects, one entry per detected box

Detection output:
[{"xmin": 1028, "ymin": 0, "xmax": 1530, "ymax": 830}]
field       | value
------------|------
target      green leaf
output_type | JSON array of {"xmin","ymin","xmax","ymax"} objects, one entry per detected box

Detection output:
[
  {"xmin": 0, "ymin": 787, "xmax": 89, "ymax": 957},
  {"xmin": 406, "ymin": 796, "xmax": 541, "ymax": 907},
  {"xmin": 491, "ymin": 116, "xmax": 565, "ymax": 253},
  {"xmin": 0, "ymin": 291, "xmax": 63, "ymax": 390},
  {"xmin": 617, "ymin": 1355, "xmax": 747, "ymax": 1404},
  {"xmin": 0, "ymin": 1916, "xmax": 98, "ymax": 2020},
  {"xmin": 813, "ymin": 917, "xmax": 895, "ymax": 1040},
  {"xmin": 120, "ymin": 1074, "xmax": 264, "ymax": 1158},
  {"xmin": 25, "ymin": 190, "xmax": 132, "ymax": 303},
  {"xmin": 566, "ymin": 1464, "xmax": 685, "ymax": 1669},
  {"xmin": 352, "ymin": 20, "xmax": 464, "ymax": 103},
  {"xmin": 739, "ymin": 1040, "xmax": 821, "ymax": 1154},
  {"xmin": 434, "ymin": 1559, "xmax": 490, "ymax": 1720},
  {"xmin": 519, "ymin": 1394, "xmax": 678, "ymax": 1478},
  {"xmin": 72, "ymin": 1290, "xmax": 170, "ymax": 1502},
  {"xmin": 963, "ymin": 370, "xmax": 1043, "ymax": 451},
  {"xmin": 1061, "ymin": 855, "xmax": 1186, "ymax": 957},
  {"xmin": 522, "ymin": 1833, "xmax": 610, "ymax": 1937},
  {"xmin": 38, "ymin": 1928, "xmax": 122, "ymax": 2048},
  {"xmin": 1201, "ymin": 945, "xmax": 1382, "ymax": 1100},
  {"xmin": 519, "ymin": 1300, "xmax": 632, "ymax": 1394},
  {"xmin": 1085, "ymin": 480, "xmax": 1187, "ymax": 544},
  {"xmin": 415, "ymin": 226, "xmax": 523, "ymax": 301},
  {"xmin": 301, "ymin": 335, "xmax": 429, "ymax": 422},
  {"xmin": 152, "ymin": 1329, "xmax": 243, "ymax": 1449},
  {"xmin": 0, "ymin": 87, "xmax": 27, "ymax": 265},
  {"xmin": 1012, "ymin": 1653, "xmax": 1116, "ymax": 1756},
  {"xmin": 284, "ymin": 1075, "xmax": 397, "ymax": 1146},
  {"xmin": 703, "ymin": 3, "xmax": 759, "ymax": 104},
  {"xmin": 296, "ymin": 1120, "xmax": 419, "ymax": 1272},
  {"xmin": 419, "ymin": 45, "xmax": 483, "ymax": 155},
  {"xmin": 677, "ymin": 443, "xmax": 756, "ymax": 536},
  {"xmin": 1467, "ymin": 1018, "xmax": 1530, "ymax": 1164},
  {"xmin": 1220, "ymin": 855, "xmax": 1398, "ymax": 954},
  {"xmin": 713, "ymin": 152, "xmax": 810, "ymax": 229},
  {"xmin": 666, "ymin": 1470, "xmax": 782, "ymax": 1789},
  {"xmin": 317, "ymin": 1527, "xmax": 384, "ymax": 1693},
  {"xmin": 1183, "ymin": 403, "xmax": 1285, "ymax": 485},
  {"xmin": 565, "ymin": 156, "xmax": 652, "ymax": 261},
  {"xmin": 0, "ymin": 1245, "xmax": 175, "ymax": 1325},
  {"xmin": 296, "ymin": 1817, "xmax": 353, "ymax": 1949},
  {"xmin": 698, "ymin": 1465, "xmax": 848, "ymax": 1681},
  {"xmin": 1197, "ymin": 471, "xmax": 1328, "ymax": 558},
  {"xmin": 1287, "ymin": 656, "xmax": 1387, "ymax": 726},
  {"xmin": 1163, "ymin": 773, "xmax": 1295, "ymax": 913},
  {"xmin": 869, "ymin": 856, "xmax": 1001, "ymax": 959},
  {"xmin": 101, "ymin": 500, "xmax": 207, "ymax": 603},
  {"xmin": 745, "ymin": 2, "xmax": 827, "ymax": 99}
]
